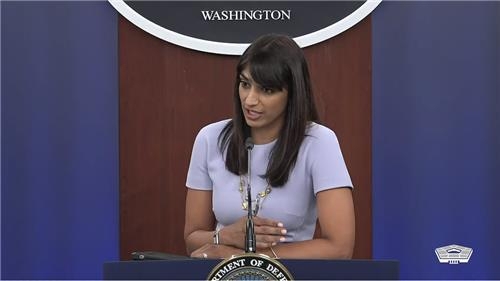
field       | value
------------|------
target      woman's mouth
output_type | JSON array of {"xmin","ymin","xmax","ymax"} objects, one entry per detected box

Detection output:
[{"xmin": 245, "ymin": 108, "xmax": 262, "ymax": 120}]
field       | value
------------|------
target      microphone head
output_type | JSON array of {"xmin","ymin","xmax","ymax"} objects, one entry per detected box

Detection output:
[{"xmin": 245, "ymin": 137, "xmax": 254, "ymax": 150}]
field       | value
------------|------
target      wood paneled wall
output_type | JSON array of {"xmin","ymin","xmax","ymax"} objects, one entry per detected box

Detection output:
[{"xmin": 119, "ymin": 16, "xmax": 372, "ymax": 260}]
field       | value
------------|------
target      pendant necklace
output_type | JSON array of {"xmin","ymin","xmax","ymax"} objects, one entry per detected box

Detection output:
[{"xmin": 239, "ymin": 175, "xmax": 272, "ymax": 216}]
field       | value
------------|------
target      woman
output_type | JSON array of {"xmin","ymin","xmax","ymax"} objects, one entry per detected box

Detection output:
[{"xmin": 184, "ymin": 34, "xmax": 355, "ymax": 259}]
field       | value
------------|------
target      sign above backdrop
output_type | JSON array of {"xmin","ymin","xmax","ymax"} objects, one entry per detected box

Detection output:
[{"xmin": 109, "ymin": 0, "xmax": 381, "ymax": 55}]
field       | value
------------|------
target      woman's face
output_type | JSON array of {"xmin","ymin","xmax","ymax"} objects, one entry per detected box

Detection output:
[{"xmin": 238, "ymin": 68, "xmax": 288, "ymax": 141}]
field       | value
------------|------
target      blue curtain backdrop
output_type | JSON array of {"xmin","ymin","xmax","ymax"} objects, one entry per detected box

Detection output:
[
  {"xmin": 1, "ymin": 2, "xmax": 118, "ymax": 279},
  {"xmin": 372, "ymin": 1, "xmax": 500, "ymax": 279}
]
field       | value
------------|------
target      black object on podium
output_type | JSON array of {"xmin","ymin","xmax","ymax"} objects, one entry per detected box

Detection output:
[{"xmin": 103, "ymin": 256, "xmax": 399, "ymax": 280}]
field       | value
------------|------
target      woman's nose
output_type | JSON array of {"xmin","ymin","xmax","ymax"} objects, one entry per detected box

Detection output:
[{"xmin": 245, "ymin": 88, "xmax": 259, "ymax": 105}]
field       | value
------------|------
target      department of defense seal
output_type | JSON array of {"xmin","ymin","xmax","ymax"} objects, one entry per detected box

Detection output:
[{"xmin": 207, "ymin": 253, "xmax": 293, "ymax": 280}]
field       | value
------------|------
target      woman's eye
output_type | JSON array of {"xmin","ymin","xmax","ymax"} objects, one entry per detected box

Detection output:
[
  {"xmin": 240, "ymin": 81, "xmax": 250, "ymax": 88},
  {"xmin": 262, "ymin": 87, "xmax": 275, "ymax": 94}
]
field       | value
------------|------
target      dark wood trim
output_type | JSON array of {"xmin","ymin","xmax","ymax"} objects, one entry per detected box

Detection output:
[{"xmin": 119, "ymin": 15, "xmax": 372, "ymax": 260}]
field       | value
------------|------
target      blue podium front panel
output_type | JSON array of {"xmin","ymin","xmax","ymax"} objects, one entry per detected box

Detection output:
[{"xmin": 103, "ymin": 259, "xmax": 399, "ymax": 280}]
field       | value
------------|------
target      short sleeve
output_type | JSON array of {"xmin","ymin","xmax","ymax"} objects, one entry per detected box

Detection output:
[
  {"xmin": 186, "ymin": 126, "xmax": 213, "ymax": 190},
  {"xmin": 307, "ymin": 125, "xmax": 353, "ymax": 194}
]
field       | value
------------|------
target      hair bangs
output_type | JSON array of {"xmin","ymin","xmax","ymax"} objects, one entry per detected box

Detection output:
[{"xmin": 244, "ymin": 53, "xmax": 289, "ymax": 91}]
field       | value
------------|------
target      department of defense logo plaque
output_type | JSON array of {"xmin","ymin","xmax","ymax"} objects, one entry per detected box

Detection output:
[
  {"xmin": 108, "ymin": 0, "xmax": 381, "ymax": 55},
  {"xmin": 207, "ymin": 253, "xmax": 293, "ymax": 280}
]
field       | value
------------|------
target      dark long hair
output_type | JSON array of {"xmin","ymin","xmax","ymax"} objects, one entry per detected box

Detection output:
[{"xmin": 218, "ymin": 34, "xmax": 319, "ymax": 187}]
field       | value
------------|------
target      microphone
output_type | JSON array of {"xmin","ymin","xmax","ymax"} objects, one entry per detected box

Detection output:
[
  {"xmin": 245, "ymin": 137, "xmax": 254, "ymax": 151},
  {"xmin": 244, "ymin": 137, "xmax": 256, "ymax": 253}
]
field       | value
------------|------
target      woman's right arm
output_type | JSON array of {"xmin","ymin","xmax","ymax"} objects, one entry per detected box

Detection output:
[{"xmin": 184, "ymin": 188, "xmax": 216, "ymax": 255}]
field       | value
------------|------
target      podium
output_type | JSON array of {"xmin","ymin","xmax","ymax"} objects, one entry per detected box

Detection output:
[{"xmin": 103, "ymin": 259, "xmax": 399, "ymax": 280}]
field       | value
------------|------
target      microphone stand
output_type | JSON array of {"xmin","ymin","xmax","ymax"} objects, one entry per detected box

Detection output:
[{"xmin": 245, "ymin": 138, "xmax": 256, "ymax": 253}]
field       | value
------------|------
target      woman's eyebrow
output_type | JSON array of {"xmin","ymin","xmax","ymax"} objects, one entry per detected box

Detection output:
[{"xmin": 239, "ymin": 73, "xmax": 251, "ymax": 81}]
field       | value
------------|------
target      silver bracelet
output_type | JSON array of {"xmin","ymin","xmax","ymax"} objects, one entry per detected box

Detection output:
[
  {"xmin": 213, "ymin": 229, "xmax": 220, "ymax": 245},
  {"xmin": 269, "ymin": 246, "xmax": 279, "ymax": 259}
]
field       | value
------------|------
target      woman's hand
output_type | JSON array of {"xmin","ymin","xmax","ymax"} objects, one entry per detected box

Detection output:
[
  {"xmin": 219, "ymin": 216, "xmax": 287, "ymax": 250},
  {"xmin": 191, "ymin": 243, "xmax": 244, "ymax": 259}
]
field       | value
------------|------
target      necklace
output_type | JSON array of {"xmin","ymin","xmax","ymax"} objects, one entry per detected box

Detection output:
[{"xmin": 239, "ymin": 175, "xmax": 272, "ymax": 216}]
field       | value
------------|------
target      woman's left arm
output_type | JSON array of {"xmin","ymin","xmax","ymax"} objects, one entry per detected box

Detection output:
[{"xmin": 259, "ymin": 187, "xmax": 355, "ymax": 259}]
